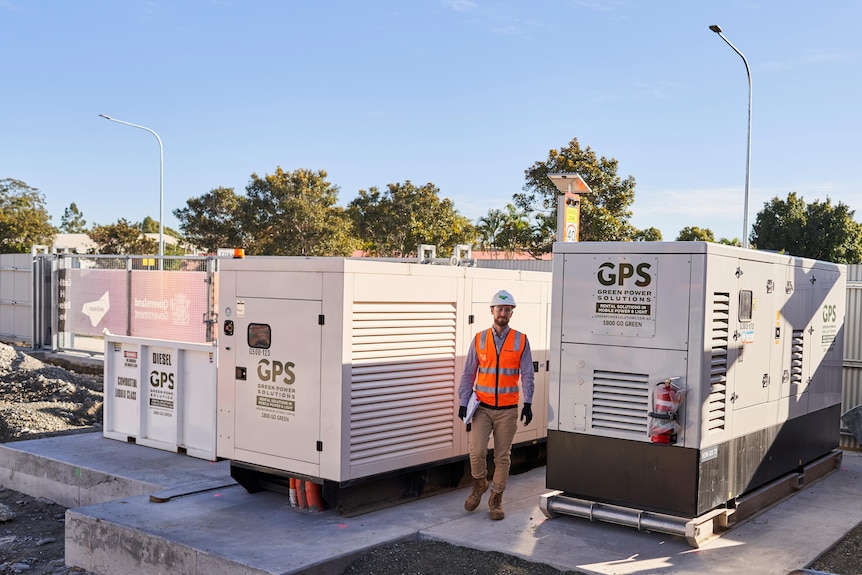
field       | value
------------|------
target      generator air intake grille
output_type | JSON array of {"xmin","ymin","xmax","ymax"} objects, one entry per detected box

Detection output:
[
  {"xmin": 591, "ymin": 370, "xmax": 649, "ymax": 435},
  {"xmin": 349, "ymin": 302, "xmax": 456, "ymax": 467},
  {"xmin": 790, "ymin": 329, "xmax": 804, "ymax": 387},
  {"xmin": 708, "ymin": 292, "xmax": 730, "ymax": 431}
]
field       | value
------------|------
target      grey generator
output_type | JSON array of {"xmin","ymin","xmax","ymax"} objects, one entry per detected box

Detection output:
[{"xmin": 544, "ymin": 241, "xmax": 845, "ymax": 522}]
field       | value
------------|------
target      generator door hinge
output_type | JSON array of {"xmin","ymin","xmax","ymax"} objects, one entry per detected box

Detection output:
[
  {"xmin": 318, "ymin": 315, "xmax": 325, "ymax": 325},
  {"xmin": 316, "ymin": 441, "xmax": 323, "ymax": 452},
  {"xmin": 810, "ymin": 275, "xmax": 817, "ymax": 285},
  {"xmin": 469, "ymin": 314, "xmax": 474, "ymax": 324},
  {"xmin": 762, "ymin": 374, "xmax": 770, "ymax": 388},
  {"xmin": 766, "ymin": 279, "xmax": 774, "ymax": 293},
  {"xmin": 735, "ymin": 266, "xmax": 743, "ymax": 278},
  {"xmin": 730, "ymin": 392, "xmax": 738, "ymax": 403}
]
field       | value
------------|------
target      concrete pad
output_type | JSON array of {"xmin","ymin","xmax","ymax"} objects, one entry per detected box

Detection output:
[
  {"xmin": 0, "ymin": 432, "xmax": 230, "ymax": 507},
  {"xmin": 4, "ymin": 433, "xmax": 862, "ymax": 574},
  {"xmin": 425, "ymin": 452, "xmax": 862, "ymax": 575}
]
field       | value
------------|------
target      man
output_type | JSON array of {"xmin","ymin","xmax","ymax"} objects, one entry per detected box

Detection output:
[{"xmin": 458, "ymin": 289, "xmax": 534, "ymax": 520}]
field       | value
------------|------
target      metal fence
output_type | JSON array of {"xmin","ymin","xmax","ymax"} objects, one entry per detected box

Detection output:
[
  {"xmin": 0, "ymin": 253, "xmax": 219, "ymax": 355},
  {"xmin": 841, "ymin": 268, "xmax": 862, "ymax": 449}
]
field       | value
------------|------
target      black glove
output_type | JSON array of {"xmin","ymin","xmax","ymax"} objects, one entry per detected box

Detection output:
[
  {"xmin": 458, "ymin": 405, "xmax": 467, "ymax": 421},
  {"xmin": 520, "ymin": 403, "xmax": 532, "ymax": 426}
]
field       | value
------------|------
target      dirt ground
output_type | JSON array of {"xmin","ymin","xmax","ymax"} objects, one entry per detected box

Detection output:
[{"xmin": 0, "ymin": 341, "xmax": 860, "ymax": 575}]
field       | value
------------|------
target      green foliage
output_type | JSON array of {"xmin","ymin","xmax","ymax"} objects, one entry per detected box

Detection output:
[
  {"xmin": 60, "ymin": 203, "xmax": 88, "ymax": 233},
  {"xmin": 173, "ymin": 187, "xmax": 247, "ymax": 253},
  {"xmin": 632, "ymin": 227, "xmax": 662, "ymax": 242},
  {"xmin": 347, "ymin": 180, "xmax": 476, "ymax": 257},
  {"xmin": 517, "ymin": 137, "xmax": 638, "ymax": 253},
  {"xmin": 750, "ymin": 192, "xmax": 862, "ymax": 263},
  {"xmin": 243, "ymin": 167, "xmax": 355, "ymax": 256},
  {"xmin": 717, "ymin": 237, "xmax": 741, "ymax": 246},
  {"xmin": 0, "ymin": 179, "xmax": 57, "ymax": 252},
  {"xmin": 140, "ymin": 216, "xmax": 181, "ymax": 239},
  {"xmin": 89, "ymin": 218, "xmax": 159, "ymax": 255},
  {"xmin": 476, "ymin": 204, "xmax": 534, "ymax": 257},
  {"xmin": 676, "ymin": 226, "xmax": 715, "ymax": 242}
]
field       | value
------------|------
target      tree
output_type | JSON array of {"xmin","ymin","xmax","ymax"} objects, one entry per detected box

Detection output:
[
  {"xmin": 89, "ymin": 218, "xmax": 159, "ymax": 255},
  {"xmin": 138, "ymin": 216, "xmax": 186, "ymax": 255},
  {"xmin": 517, "ymin": 138, "xmax": 638, "ymax": 253},
  {"xmin": 347, "ymin": 180, "xmax": 476, "ymax": 257},
  {"xmin": 60, "ymin": 202, "xmax": 88, "ymax": 233},
  {"xmin": 632, "ymin": 227, "xmax": 663, "ymax": 242},
  {"xmin": 243, "ymin": 167, "xmax": 355, "ymax": 256},
  {"xmin": 0, "ymin": 179, "xmax": 57, "ymax": 252},
  {"xmin": 174, "ymin": 187, "xmax": 247, "ymax": 254},
  {"xmin": 140, "ymin": 216, "xmax": 181, "ymax": 239},
  {"xmin": 750, "ymin": 192, "xmax": 862, "ymax": 263},
  {"xmin": 476, "ymin": 204, "xmax": 533, "ymax": 258},
  {"xmin": 676, "ymin": 226, "xmax": 715, "ymax": 242},
  {"xmin": 717, "ymin": 237, "xmax": 742, "ymax": 246}
]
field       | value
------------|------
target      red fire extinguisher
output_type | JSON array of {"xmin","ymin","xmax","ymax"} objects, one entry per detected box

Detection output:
[{"xmin": 649, "ymin": 379, "xmax": 681, "ymax": 444}]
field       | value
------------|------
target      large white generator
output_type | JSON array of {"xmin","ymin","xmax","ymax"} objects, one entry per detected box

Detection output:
[
  {"xmin": 544, "ymin": 242, "xmax": 845, "ymax": 522},
  {"xmin": 216, "ymin": 257, "xmax": 550, "ymax": 512}
]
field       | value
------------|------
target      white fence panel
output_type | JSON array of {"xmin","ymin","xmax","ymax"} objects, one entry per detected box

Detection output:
[{"xmin": 0, "ymin": 254, "xmax": 33, "ymax": 344}]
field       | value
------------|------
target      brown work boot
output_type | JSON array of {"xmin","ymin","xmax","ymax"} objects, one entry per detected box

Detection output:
[
  {"xmin": 489, "ymin": 490, "xmax": 504, "ymax": 520},
  {"xmin": 464, "ymin": 477, "xmax": 488, "ymax": 511}
]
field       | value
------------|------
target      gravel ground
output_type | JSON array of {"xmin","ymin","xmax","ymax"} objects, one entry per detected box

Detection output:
[{"xmin": 0, "ymin": 340, "xmax": 859, "ymax": 575}]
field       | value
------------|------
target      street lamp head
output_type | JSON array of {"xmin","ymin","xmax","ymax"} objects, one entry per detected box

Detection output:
[
  {"xmin": 709, "ymin": 24, "xmax": 722, "ymax": 34},
  {"xmin": 98, "ymin": 114, "xmax": 112, "ymax": 120}
]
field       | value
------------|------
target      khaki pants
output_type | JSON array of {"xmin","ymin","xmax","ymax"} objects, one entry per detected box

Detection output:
[{"xmin": 469, "ymin": 406, "xmax": 518, "ymax": 493}]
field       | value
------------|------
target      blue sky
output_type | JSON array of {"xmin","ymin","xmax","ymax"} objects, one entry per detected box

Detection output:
[{"xmin": 3, "ymin": 1, "xmax": 861, "ymax": 243}]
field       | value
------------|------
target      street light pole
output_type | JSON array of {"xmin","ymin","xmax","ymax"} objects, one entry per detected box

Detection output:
[
  {"xmin": 99, "ymin": 114, "xmax": 164, "ymax": 265},
  {"xmin": 709, "ymin": 25, "xmax": 752, "ymax": 249}
]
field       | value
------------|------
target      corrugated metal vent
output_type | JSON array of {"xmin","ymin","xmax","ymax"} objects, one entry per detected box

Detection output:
[
  {"xmin": 349, "ymin": 302, "xmax": 456, "ymax": 466},
  {"xmin": 790, "ymin": 329, "xmax": 804, "ymax": 387},
  {"xmin": 591, "ymin": 370, "xmax": 649, "ymax": 435},
  {"xmin": 708, "ymin": 292, "xmax": 730, "ymax": 431}
]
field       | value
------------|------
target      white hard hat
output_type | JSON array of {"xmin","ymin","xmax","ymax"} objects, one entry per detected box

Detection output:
[{"xmin": 490, "ymin": 290, "xmax": 516, "ymax": 307}]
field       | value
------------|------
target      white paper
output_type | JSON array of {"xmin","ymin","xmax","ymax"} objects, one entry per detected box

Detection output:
[{"xmin": 464, "ymin": 391, "xmax": 480, "ymax": 425}]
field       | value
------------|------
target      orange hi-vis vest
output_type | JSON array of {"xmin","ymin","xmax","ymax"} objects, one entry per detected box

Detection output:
[{"xmin": 474, "ymin": 328, "xmax": 525, "ymax": 408}]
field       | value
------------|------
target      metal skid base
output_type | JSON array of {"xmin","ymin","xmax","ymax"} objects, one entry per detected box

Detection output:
[
  {"xmin": 540, "ymin": 450, "xmax": 843, "ymax": 548},
  {"xmin": 231, "ymin": 440, "xmax": 546, "ymax": 517}
]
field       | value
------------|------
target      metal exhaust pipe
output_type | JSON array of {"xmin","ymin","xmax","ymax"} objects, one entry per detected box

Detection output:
[{"xmin": 540, "ymin": 492, "xmax": 688, "ymax": 537}]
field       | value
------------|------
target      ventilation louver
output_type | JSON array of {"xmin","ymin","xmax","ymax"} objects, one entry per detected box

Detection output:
[
  {"xmin": 350, "ymin": 302, "xmax": 456, "ymax": 466},
  {"xmin": 591, "ymin": 370, "xmax": 649, "ymax": 436},
  {"xmin": 790, "ymin": 329, "xmax": 804, "ymax": 389},
  {"xmin": 708, "ymin": 292, "xmax": 730, "ymax": 431}
]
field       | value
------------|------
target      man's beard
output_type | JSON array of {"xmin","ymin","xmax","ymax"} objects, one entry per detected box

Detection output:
[{"xmin": 494, "ymin": 316, "xmax": 509, "ymax": 328}]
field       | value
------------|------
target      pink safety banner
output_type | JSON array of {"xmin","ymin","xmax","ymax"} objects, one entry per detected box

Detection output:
[
  {"xmin": 129, "ymin": 271, "xmax": 209, "ymax": 342},
  {"xmin": 65, "ymin": 269, "xmax": 129, "ymax": 337}
]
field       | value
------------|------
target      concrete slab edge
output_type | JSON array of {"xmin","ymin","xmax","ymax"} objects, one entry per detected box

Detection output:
[
  {"xmin": 65, "ymin": 506, "xmax": 421, "ymax": 575},
  {"xmin": 0, "ymin": 444, "xmax": 159, "ymax": 508}
]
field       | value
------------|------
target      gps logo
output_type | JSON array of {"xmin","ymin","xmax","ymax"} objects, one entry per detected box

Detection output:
[
  {"xmin": 597, "ymin": 262, "xmax": 652, "ymax": 287},
  {"xmin": 257, "ymin": 359, "xmax": 296, "ymax": 384}
]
